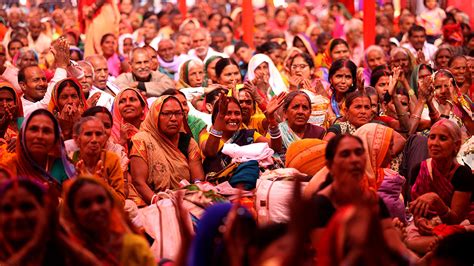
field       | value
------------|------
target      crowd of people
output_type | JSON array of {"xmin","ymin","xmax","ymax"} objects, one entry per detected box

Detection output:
[{"xmin": 0, "ymin": 0, "xmax": 474, "ymax": 265}]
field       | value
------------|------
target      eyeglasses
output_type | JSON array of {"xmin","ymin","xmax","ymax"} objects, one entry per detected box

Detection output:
[
  {"xmin": 291, "ymin": 64, "xmax": 309, "ymax": 70},
  {"xmin": 160, "ymin": 111, "xmax": 184, "ymax": 118}
]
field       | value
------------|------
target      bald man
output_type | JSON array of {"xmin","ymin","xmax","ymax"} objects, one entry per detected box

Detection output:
[
  {"xmin": 27, "ymin": 17, "xmax": 52, "ymax": 54},
  {"xmin": 85, "ymin": 55, "xmax": 116, "ymax": 110}
]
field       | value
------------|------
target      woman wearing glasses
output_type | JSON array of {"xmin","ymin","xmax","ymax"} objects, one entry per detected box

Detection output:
[{"xmin": 129, "ymin": 95, "xmax": 204, "ymax": 206}]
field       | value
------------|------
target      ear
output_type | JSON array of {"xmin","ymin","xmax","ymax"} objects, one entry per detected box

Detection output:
[
  {"xmin": 205, "ymin": 102, "xmax": 213, "ymax": 113},
  {"xmin": 19, "ymin": 81, "xmax": 27, "ymax": 93}
]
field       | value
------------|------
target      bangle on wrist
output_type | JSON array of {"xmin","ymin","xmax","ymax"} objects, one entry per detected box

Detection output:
[
  {"xmin": 411, "ymin": 114, "xmax": 421, "ymax": 120},
  {"xmin": 269, "ymin": 126, "xmax": 281, "ymax": 139},
  {"xmin": 209, "ymin": 127, "xmax": 223, "ymax": 138},
  {"xmin": 398, "ymin": 112, "xmax": 408, "ymax": 118}
]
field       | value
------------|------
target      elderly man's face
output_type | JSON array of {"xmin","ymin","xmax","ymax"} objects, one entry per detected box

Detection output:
[
  {"xmin": 28, "ymin": 20, "xmax": 42, "ymax": 39},
  {"xmin": 192, "ymin": 32, "xmax": 209, "ymax": 58},
  {"xmin": 131, "ymin": 50, "xmax": 151, "ymax": 80},
  {"xmin": 158, "ymin": 40, "xmax": 175, "ymax": 62}
]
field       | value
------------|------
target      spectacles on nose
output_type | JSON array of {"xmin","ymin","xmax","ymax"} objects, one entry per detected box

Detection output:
[
  {"xmin": 291, "ymin": 64, "xmax": 309, "ymax": 70},
  {"xmin": 161, "ymin": 111, "xmax": 184, "ymax": 118}
]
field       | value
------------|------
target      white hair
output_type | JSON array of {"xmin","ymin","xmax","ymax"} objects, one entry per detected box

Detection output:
[{"xmin": 343, "ymin": 18, "xmax": 363, "ymax": 34}]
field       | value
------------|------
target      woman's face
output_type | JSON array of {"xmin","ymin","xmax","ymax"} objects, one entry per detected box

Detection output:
[
  {"xmin": 330, "ymin": 44, "xmax": 350, "ymax": 61},
  {"xmin": 285, "ymin": 94, "xmax": 311, "ymax": 128},
  {"xmin": 118, "ymin": 90, "xmax": 144, "ymax": 123},
  {"xmin": 367, "ymin": 50, "xmax": 386, "ymax": 70},
  {"xmin": 0, "ymin": 187, "xmax": 43, "ymax": 249},
  {"xmin": 188, "ymin": 64, "xmax": 204, "ymax": 87},
  {"xmin": 391, "ymin": 52, "xmax": 410, "ymax": 75},
  {"xmin": 75, "ymin": 120, "xmax": 106, "ymax": 155},
  {"xmin": 435, "ymin": 49, "xmax": 451, "ymax": 70},
  {"xmin": 275, "ymin": 10, "xmax": 287, "ymax": 26},
  {"xmin": 329, "ymin": 137, "xmax": 366, "ymax": 180},
  {"xmin": 290, "ymin": 56, "xmax": 312, "ymax": 79},
  {"xmin": 207, "ymin": 59, "xmax": 219, "ymax": 83},
  {"xmin": 218, "ymin": 64, "xmax": 241, "ymax": 89},
  {"xmin": 0, "ymin": 89, "xmax": 16, "ymax": 119},
  {"xmin": 58, "ymin": 84, "xmax": 80, "ymax": 111},
  {"xmin": 8, "ymin": 41, "xmax": 23, "ymax": 58},
  {"xmin": 223, "ymin": 101, "xmax": 242, "ymax": 132},
  {"xmin": 449, "ymin": 57, "xmax": 467, "ymax": 85},
  {"xmin": 158, "ymin": 99, "xmax": 184, "ymax": 137},
  {"xmin": 255, "ymin": 62, "xmax": 270, "ymax": 82},
  {"xmin": 101, "ymin": 36, "xmax": 117, "ymax": 56},
  {"xmin": 309, "ymin": 27, "xmax": 321, "ymax": 43},
  {"xmin": 268, "ymin": 48, "xmax": 283, "ymax": 67},
  {"xmin": 346, "ymin": 97, "xmax": 371, "ymax": 128},
  {"xmin": 175, "ymin": 93, "xmax": 190, "ymax": 114},
  {"xmin": 94, "ymin": 112, "xmax": 112, "ymax": 139},
  {"xmin": 25, "ymin": 114, "xmax": 56, "ymax": 157},
  {"xmin": 375, "ymin": 75, "xmax": 390, "ymax": 99},
  {"xmin": 428, "ymin": 125, "xmax": 459, "ymax": 160},
  {"xmin": 221, "ymin": 26, "xmax": 233, "ymax": 43},
  {"xmin": 330, "ymin": 67, "xmax": 353, "ymax": 94},
  {"xmin": 368, "ymin": 94, "xmax": 379, "ymax": 117},
  {"xmin": 434, "ymin": 75, "xmax": 452, "ymax": 104},
  {"xmin": 293, "ymin": 38, "xmax": 309, "ymax": 54},
  {"xmin": 122, "ymin": 38, "xmax": 134, "ymax": 55},
  {"xmin": 72, "ymin": 183, "xmax": 112, "ymax": 233}
]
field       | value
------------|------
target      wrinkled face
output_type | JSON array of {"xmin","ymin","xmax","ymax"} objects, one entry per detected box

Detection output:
[
  {"xmin": 25, "ymin": 114, "xmax": 56, "ymax": 157},
  {"xmin": 330, "ymin": 67, "xmax": 353, "ymax": 94},
  {"xmin": 347, "ymin": 28, "xmax": 363, "ymax": 43},
  {"xmin": 18, "ymin": 52, "xmax": 37, "ymax": 69},
  {"xmin": 8, "ymin": 41, "xmax": 23, "ymax": 59},
  {"xmin": 175, "ymin": 35, "xmax": 191, "ymax": 55},
  {"xmin": 290, "ymin": 56, "xmax": 311, "ymax": 79},
  {"xmin": 192, "ymin": 32, "xmax": 209, "ymax": 57},
  {"xmin": 158, "ymin": 99, "xmax": 184, "ymax": 137},
  {"xmin": 375, "ymin": 75, "xmax": 390, "ymax": 99},
  {"xmin": 367, "ymin": 50, "xmax": 386, "ymax": 70},
  {"xmin": 428, "ymin": 125, "xmax": 459, "ymax": 160},
  {"xmin": 145, "ymin": 47, "xmax": 158, "ymax": 71},
  {"xmin": 434, "ymin": 75, "xmax": 452, "ymax": 104},
  {"xmin": 206, "ymin": 59, "xmax": 219, "ymax": 83},
  {"xmin": 435, "ymin": 49, "xmax": 451, "ymax": 69},
  {"xmin": 101, "ymin": 35, "xmax": 116, "ymax": 57},
  {"xmin": 131, "ymin": 51, "xmax": 151, "ymax": 80},
  {"xmin": 254, "ymin": 62, "xmax": 270, "ymax": 82},
  {"xmin": 238, "ymin": 90, "xmax": 254, "ymax": 123},
  {"xmin": 391, "ymin": 52, "xmax": 410, "ymax": 75},
  {"xmin": 346, "ymin": 97, "xmax": 371, "ymax": 127},
  {"xmin": 0, "ymin": 187, "xmax": 43, "ymax": 249},
  {"xmin": 310, "ymin": 27, "xmax": 321, "ymax": 42},
  {"xmin": 122, "ymin": 38, "xmax": 134, "ymax": 55},
  {"xmin": 331, "ymin": 44, "xmax": 350, "ymax": 61},
  {"xmin": 449, "ymin": 57, "xmax": 467, "ymax": 85},
  {"xmin": 78, "ymin": 65, "xmax": 93, "ymax": 95},
  {"xmin": 236, "ymin": 47, "xmax": 252, "ymax": 64},
  {"xmin": 409, "ymin": 30, "xmax": 426, "ymax": 51},
  {"xmin": 285, "ymin": 94, "xmax": 311, "ymax": 128},
  {"xmin": 368, "ymin": 94, "xmax": 379, "ymax": 116},
  {"xmin": 76, "ymin": 120, "xmax": 106, "ymax": 155},
  {"xmin": 188, "ymin": 64, "xmax": 204, "ymax": 87},
  {"xmin": 218, "ymin": 64, "xmax": 241, "ymax": 89},
  {"xmin": 21, "ymin": 66, "xmax": 48, "ymax": 102},
  {"xmin": 94, "ymin": 112, "xmax": 112, "ymax": 139},
  {"xmin": 174, "ymin": 94, "xmax": 190, "ymax": 114},
  {"xmin": 212, "ymin": 36, "xmax": 226, "ymax": 52},
  {"xmin": 89, "ymin": 57, "xmax": 108, "ymax": 89},
  {"xmin": 223, "ymin": 101, "xmax": 242, "ymax": 132},
  {"xmin": 253, "ymin": 31, "xmax": 266, "ymax": 48},
  {"xmin": 72, "ymin": 183, "xmax": 112, "ymax": 233},
  {"xmin": 118, "ymin": 90, "xmax": 144, "ymax": 123},
  {"xmin": 0, "ymin": 90, "xmax": 16, "ymax": 118},
  {"xmin": 181, "ymin": 22, "xmax": 197, "ymax": 35},
  {"xmin": 58, "ymin": 84, "xmax": 80, "ymax": 111},
  {"xmin": 158, "ymin": 40, "xmax": 175, "ymax": 62},
  {"xmin": 28, "ymin": 20, "xmax": 42, "ymax": 39},
  {"xmin": 328, "ymin": 137, "xmax": 366, "ymax": 180}
]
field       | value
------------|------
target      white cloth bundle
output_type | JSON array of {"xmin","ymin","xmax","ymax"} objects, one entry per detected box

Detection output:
[{"xmin": 221, "ymin": 142, "xmax": 274, "ymax": 166}]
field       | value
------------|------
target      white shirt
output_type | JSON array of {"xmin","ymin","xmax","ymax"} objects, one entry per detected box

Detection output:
[
  {"xmin": 402, "ymin": 41, "xmax": 438, "ymax": 64},
  {"xmin": 21, "ymin": 68, "xmax": 67, "ymax": 117},
  {"xmin": 89, "ymin": 86, "xmax": 115, "ymax": 111},
  {"xmin": 188, "ymin": 47, "xmax": 227, "ymax": 63}
]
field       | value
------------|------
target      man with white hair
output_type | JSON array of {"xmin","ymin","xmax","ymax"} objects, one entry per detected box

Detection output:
[
  {"xmin": 188, "ymin": 28, "xmax": 226, "ymax": 62},
  {"xmin": 285, "ymin": 15, "xmax": 306, "ymax": 48},
  {"xmin": 344, "ymin": 18, "xmax": 364, "ymax": 66}
]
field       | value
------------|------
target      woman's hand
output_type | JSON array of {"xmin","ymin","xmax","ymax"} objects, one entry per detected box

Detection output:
[
  {"xmin": 76, "ymin": 159, "xmax": 105, "ymax": 180},
  {"xmin": 410, "ymin": 192, "xmax": 444, "ymax": 217},
  {"xmin": 418, "ymin": 76, "xmax": 433, "ymax": 101},
  {"xmin": 389, "ymin": 66, "xmax": 402, "ymax": 96},
  {"xmin": 86, "ymin": 92, "xmax": 101, "ymax": 107},
  {"xmin": 253, "ymin": 71, "xmax": 269, "ymax": 90},
  {"xmin": 414, "ymin": 217, "xmax": 435, "ymax": 236},
  {"xmin": 0, "ymin": 103, "xmax": 15, "ymax": 127},
  {"xmin": 416, "ymin": 50, "xmax": 427, "ymax": 65},
  {"xmin": 288, "ymin": 75, "xmax": 303, "ymax": 90},
  {"xmin": 356, "ymin": 68, "xmax": 365, "ymax": 91},
  {"xmin": 212, "ymin": 94, "xmax": 229, "ymax": 131},
  {"xmin": 119, "ymin": 123, "xmax": 139, "ymax": 146},
  {"xmin": 265, "ymin": 92, "xmax": 287, "ymax": 124}
]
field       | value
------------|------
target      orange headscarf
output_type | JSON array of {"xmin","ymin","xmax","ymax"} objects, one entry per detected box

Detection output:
[{"xmin": 47, "ymin": 77, "xmax": 88, "ymax": 115}]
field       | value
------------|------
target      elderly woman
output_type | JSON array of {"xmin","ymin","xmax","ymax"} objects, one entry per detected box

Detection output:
[
  {"xmin": 130, "ymin": 96, "xmax": 204, "ymax": 206},
  {"xmin": 0, "ymin": 179, "xmax": 100, "ymax": 265},
  {"xmin": 71, "ymin": 117, "xmax": 125, "ymax": 204},
  {"xmin": 0, "ymin": 80, "xmax": 23, "ymax": 145},
  {"xmin": 433, "ymin": 44, "xmax": 453, "ymax": 71},
  {"xmin": 177, "ymin": 59, "xmax": 205, "ymax": 89},
  {"xmin": 390, "ymin": 47, "xmax": 414, "ymax": 84},
  {"xmin": 448, "ymin": 55, "xmax": 471, "ymax": 99},
  {"xmin": 362, "ymin": 45, "xmax": 387, "ymax": 87},
  {"xmin": 407, "ymin": 119, "xmax": 474, "ymax": 254},
  {"xmin": 101, "ymin": 33, "xmax": 123, "ymax": 77},
  {"xmin": 61, "ymin": 177, "xmax": 155, "ymax": 266},
  {"xmin": 48, "ymin": 78, "xmax": 87, "ymax": 140},
  {"xmin": 200, "ymin": 95, "xmax": 282, "ymax": 173},
  {"xmin": 2, "ymin": 47, "xmax": 39, "ymax": 91},
  {"xmin": 326, "ymin": 59, "xmax": 358, "ymax": 122},
  {"xmin": 111, "ymin": 87, "xmax": 149, "ymax": 149},
  {"xmin": 310, "ymin": 134, "xmax": 412, "ymax": 259},
  {"xmin": 0, "ymin": 109, "xmax": 75, "ymax": 190}
]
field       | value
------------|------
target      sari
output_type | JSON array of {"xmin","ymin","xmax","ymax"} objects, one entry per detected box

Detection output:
[
  {"xmin": 130, "ymin": 96, "xmax": 201, "ymax": 193},
  {"xmin": 247, "ymin": 54, "xmax": 288, "ymax": 99},
  {"xmin": 0, "ymin": 80, "xmax": 23, "ymax": 141},
  {"xmin": 279, "ymin": 121, "xmax": 326, "ymax": 150},
  {"xmin": 61, "ymin": 177, "xmax": 155, "ymax": 266},
  {"xmin": 111, "ymin": 87, "xmax": 149, "ymax": 144},
  {"xmin": 0, "ymin": 109, "xmax": 75, "ymax": 190},
  {"xmin": 316, "ymin": 39, "xmax": 335, "ymax": 81}
]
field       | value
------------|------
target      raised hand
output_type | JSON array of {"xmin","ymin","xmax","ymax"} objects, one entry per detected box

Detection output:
[
  {"xmin": 266, "ymin": 92, "xmax": 287, "ymax": 120},
  {"xmin": 389, "ymin": 66, "xmax": 402, "ymax": 96},
  {"xmin": 52, "ymin": 36, "xmax": 70, "ymax": 69},
  {"xmin": 416, "ymin": 50, "xmax": 427, "ymax": 65},
  {"xmin": 289, "ymin": 76, "xmax": 303, "ymax": 90},
  {"xmin": 212, "ymin": 94, "xmax": 229, "ymax": 131},
  {"xmin": 86, "ymin": 92, "xmax": 101, "ymax": 107},
  {"xmin": 356, "ymin": 68, "xmax": 365, "ymax": 91}
]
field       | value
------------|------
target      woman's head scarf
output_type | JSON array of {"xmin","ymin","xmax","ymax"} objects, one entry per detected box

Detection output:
[
  {"xmin": 118, "ymin": 33, "xmax": 134, "ymax": 56},
  {"xmin": 247, "ymin": 53, "xmax": 288, "ymax": 98},
  {"xmin": 47, "ymin": 78, "xmax": 88, "ymax": 115},
  {"xmin": 177, "ymin": 59, "xmax": 204, "ymax": 89},
  {"xmin": 293, "ymin": 33, "xmax": 317, "ymax": 58}
]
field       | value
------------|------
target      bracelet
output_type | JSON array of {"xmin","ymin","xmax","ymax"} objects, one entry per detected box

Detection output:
[
  {"xmin": 150, "ymin": 194, "xmax": 158, "ymax": 205},
  {"xmin": 411, "ymin": 114, "xmax": 421, "ymax": 120},
  {"xmin": 209, "ymin": 127, "xmax": 223, "ymax": 138},
  {"xmin": 269, "ymin": 126, "xmax": 281, "ymax": 139},
  {"xmin": 397, "ymin": 112, "xmax": 408, "ymax": 118}
]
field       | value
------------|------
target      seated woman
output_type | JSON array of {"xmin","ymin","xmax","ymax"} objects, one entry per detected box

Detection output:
[
  {"xmin": 101, "ymin": 33, "xmax": 124, "ymax": 77},
  {"xmin": 278, "ymin": 91, "xmax": 326, "ymax": 157},
  {"xmin": 432, "ymin": 44, "xmax": 453, "ymax": 71},
  {"xmin": 407, "ymin": 119, "xmax": 474, "ymax": 254},
  {"xmin": 0, "ymin": 179, "xmax": 100, "ymax": 265},
  {"xmin": 362, "ymin": 45, "xmax": 387, "ymax": 87},
  {"xmin": 61, "ymin": 177, "xmax": 155, "ymax": 266},
  {"xmin": 200, "ymin": 95, "xmax": 282, "ymax": 173},
  {"xmin": 71, "ymin": 116, "xmax": 126, "ymax": 204},
  {"xmin": 203, "ymin": 55, "xmax": 223, "ymax": 87},
  {"xmin": 0, "ymin": 109, "xmax": 75, "ymax": 190},
  {"xmin": 215, "ymin": 57, "xmax": 242, "ymax": 92},
  {"xmin": 48, "ymin": 78, "xmax": 87, "ymax": 140},
  {"xmin": 390, "ymin": 47, "xmax": 415, "ymax": 85},
  {"xmin": 309, "ymin": 134, "xmax": 413, "ymax": 260},
  {"xmin": 0, "ymin": 79, "xmax": 23, "ymax": 150},
  {"xmin": 177, "ymin": 59, "xmax": 205, "ymax": 89},
  {"xmin": 111, "ymin": 87, "xmax": 149, "ymax": 150},
  {"xmin": 326, "ymin": 59, "xmax": 358, "ymax": 123},
  {"xmin": 449, "ymin": 55, "xmax": 472, "ymax": 100},
  {"xmin": 130, "ymin": 95, "xmax": 204, "ymax": 205},
  {"xmin": 316, "ymin": 38, "xmax": 351, "ymax": 82},
  {"xmin": 292, "ymin": 34, "xmax": 317, "ymax": 64}
]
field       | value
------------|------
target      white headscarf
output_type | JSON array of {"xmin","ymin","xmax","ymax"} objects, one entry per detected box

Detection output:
[
  {"xmin": 247, "ymin": 54, "xmax": 288, "ymax": 98},
  {"xmin": 118, "ymin": 34, "xmax": 134, "ymax": 56}
]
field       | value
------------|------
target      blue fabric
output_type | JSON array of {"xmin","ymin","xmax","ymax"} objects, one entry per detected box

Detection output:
[{"xmin": 229, "ymin": 160, "xmax": 259, "ymax": 190}]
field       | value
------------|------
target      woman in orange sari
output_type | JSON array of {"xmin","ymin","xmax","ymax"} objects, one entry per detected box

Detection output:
[{"xmin": 0, "ymin": 79, "xmax": 23, "ymax": 151}]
